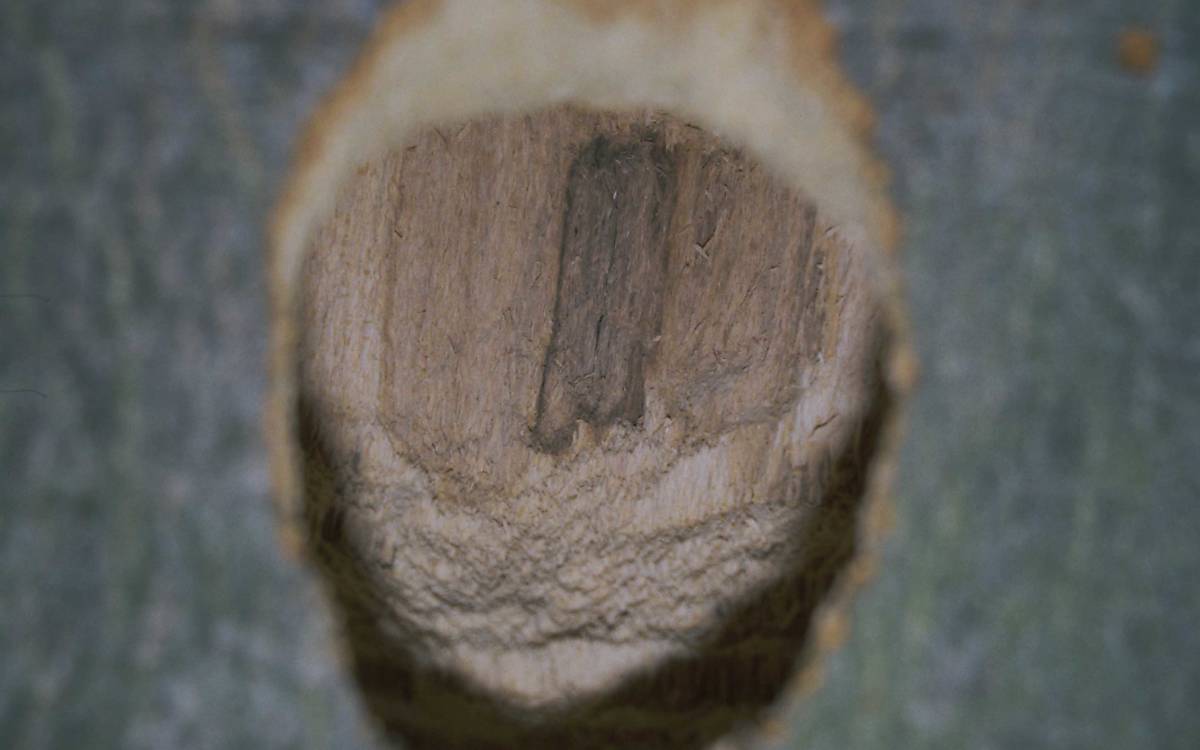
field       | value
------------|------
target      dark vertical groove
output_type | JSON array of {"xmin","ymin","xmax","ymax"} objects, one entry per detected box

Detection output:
[{"xmin": 532, "ymin": 134, "xmax": 677, "ymax": 452}]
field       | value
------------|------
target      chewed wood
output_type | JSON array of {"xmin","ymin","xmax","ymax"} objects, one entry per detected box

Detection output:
[
  {"xmin": 297, "ymin": 106, "xmax": 886, "ymax": 748},
  {"xmin": 302, "ymin": 108, "xmax": 854, "ymax": 499}
]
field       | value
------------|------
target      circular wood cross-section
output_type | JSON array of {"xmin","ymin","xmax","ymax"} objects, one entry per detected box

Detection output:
[{"xmin": 297, "ymin": 106, "xmax": 888, "ymax": 748}]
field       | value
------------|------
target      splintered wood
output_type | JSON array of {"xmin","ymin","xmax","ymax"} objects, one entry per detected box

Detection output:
[{"xmin": 298, "ymin": 106, "xmax": 885, "ymax": 748}]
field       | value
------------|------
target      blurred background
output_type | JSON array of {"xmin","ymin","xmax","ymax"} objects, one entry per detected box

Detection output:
[{"xmin": 2, "ymin": 1, "xmax": 1197, "ymax": 748}]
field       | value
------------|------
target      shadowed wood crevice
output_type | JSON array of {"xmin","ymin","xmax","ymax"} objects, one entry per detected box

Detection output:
[{"xmin": 296, "ymin": 105, "xmax": 888, "ymax": 749}]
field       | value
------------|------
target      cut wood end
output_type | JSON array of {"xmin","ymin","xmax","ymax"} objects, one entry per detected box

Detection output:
[{"xmin": 266, "ymin": 1, "xmax": 913, "ymax": 748}]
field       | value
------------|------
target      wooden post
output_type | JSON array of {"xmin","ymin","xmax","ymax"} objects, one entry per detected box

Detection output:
[{"xmin": 268, "ymin": 2, "xmax": 912, "ymax": 746}]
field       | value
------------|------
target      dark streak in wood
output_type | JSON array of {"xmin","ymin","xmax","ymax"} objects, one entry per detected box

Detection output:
[{"xmin": 533, "ymin": 134, "xmax": 677, "ymax": 452}]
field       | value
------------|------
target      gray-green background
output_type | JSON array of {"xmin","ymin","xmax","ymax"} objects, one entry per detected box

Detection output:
[{"xmin": 2, "ymin": 1, "xmax": 1197, "ymax": 748}]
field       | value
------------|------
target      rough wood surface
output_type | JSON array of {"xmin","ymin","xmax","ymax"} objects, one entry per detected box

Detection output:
[
  {"xmin": 298, "ymin": 106, "xmax": 886, "ymax": 747},
  {"xmin": 533, "ymin": 133, "xmax": 673, "ymax": 453}
]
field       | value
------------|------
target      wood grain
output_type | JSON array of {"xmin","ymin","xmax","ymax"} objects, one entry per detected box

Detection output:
[
  {"xmin": 534, "ymin": 134, "xmax": 673, "ymax": 453},
  {"xmin": 297, "ymin": 105, "xmax": 886, "ymax": 748}
]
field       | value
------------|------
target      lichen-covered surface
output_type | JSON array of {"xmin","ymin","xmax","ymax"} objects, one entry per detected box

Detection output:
[
  {"xmin": 778, "ymin": 1, "xmax": 1200, "ymax": 748},
  {"xmin": 0, "ymin": 3, "xmax": 386, "ymax": 748},
  {"xmin": 2, "ymin": 2, "xmax": 1198, "ymax": 750}
]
